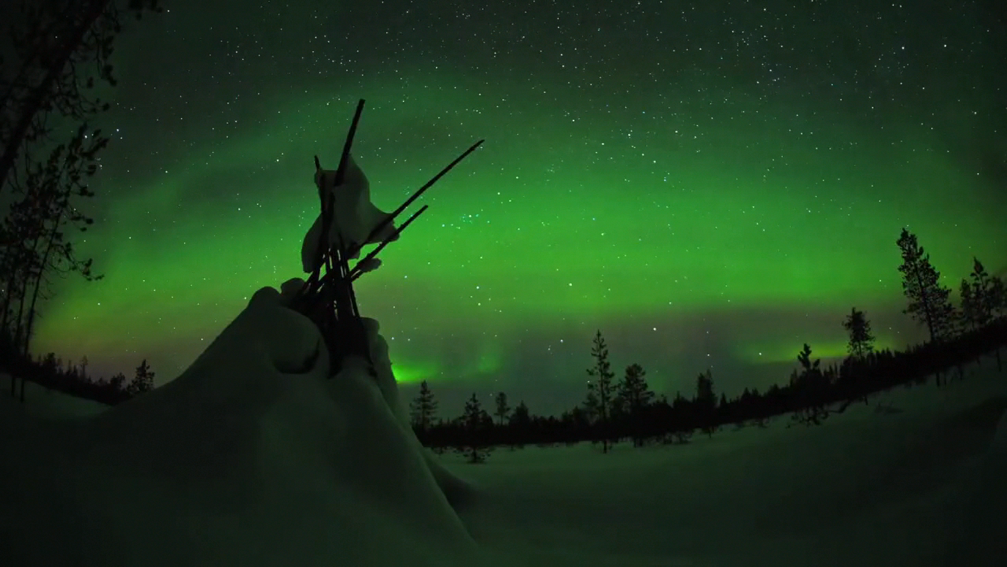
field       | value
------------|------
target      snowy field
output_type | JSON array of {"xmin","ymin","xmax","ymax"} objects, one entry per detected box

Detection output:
[
  {"xmin": 1, "ymin": 285, "xmax": 1005, "ymax": 567},
  {"xmin": 440, "ymin": 361, "xmax": 1007, "ymax": 566}
]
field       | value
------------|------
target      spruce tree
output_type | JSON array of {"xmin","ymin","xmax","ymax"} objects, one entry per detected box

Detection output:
[
  {"xmin": 694, "ymin": 369, "xmax": 717, "ymax": 437},
  {"xmin": 493, "ymin": 391, "xmax": 510, "ymax": 426},
  {"xmin": 791, "ymin": 344, "xmax": 829, "ymax": 426},
  {"xmin": 583, "ymin": 330, "xmax": 616, "ymax": 453},
  {"xmin": 989, "ymin": 276, "xmax": 1006, "ymax": 319},
  {"xmin": 459, "ymin": 393, "xmax": 492, "ymax": 464},
  {"xmin": 509, "ymin": 401, "xmax": 531, "ymax": 427},
  {"xmin": 842, "ymin": 307, "xmax": 875, "ymax": 360},
  {"xmin": 409, "ymin": 380, "xmax": 438, "ymax": 433},
  {"xmin": 959, "ymin": 279, "xmax": 978, "ymax": 332},
  {"xmin": 617, "ymin": 364, "xmax": 655, "ymax": 415},
  {"xmin": 125, "ymin": 359, "xmax": 154, "ymax": 396},
  {"xmin": 981, "ymin": 272, "xmax": 1005, "ymax": 371},
  {"xmin": 896, "ymin": 228, "xmax": 954, "ymax": 343},
  {"xmin": 969, "ymin": 258, "xmax": 994, "ymax": 327},
  {"xmin": 507, "ymin": 400, "xmax": 532, "ymax": 447},
  {"xmin": 617, "ymin": 363, "xmax": 655, "ymax": 447}
]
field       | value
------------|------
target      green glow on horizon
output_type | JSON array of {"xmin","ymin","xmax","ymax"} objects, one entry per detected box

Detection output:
[
  {"xmin": 17, "ymin": 1, "xmax": 1004, "ymax": 415},
  {"xmin": 736, "ymin": 335, "xmax": 902, "ymax": 366}
]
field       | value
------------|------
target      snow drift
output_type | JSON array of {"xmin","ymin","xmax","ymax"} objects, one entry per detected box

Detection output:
[{"xmin": 0, "ymin": 279, "xmax": 478, "ymax": 566}]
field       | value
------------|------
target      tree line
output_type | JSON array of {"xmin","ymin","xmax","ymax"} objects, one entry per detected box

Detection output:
[
  {"xmin": 409, "ymin": 230, "xmax": 1007, "ymax": 463},
  {"xmin": 2, "ymin": 352, "xmax": 155, "ymax": 403}
]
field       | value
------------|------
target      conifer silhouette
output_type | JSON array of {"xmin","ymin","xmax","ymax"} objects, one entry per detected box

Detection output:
[{"xmin": 896, "ymin": 228, "xmax": 954, "ymax": 344}]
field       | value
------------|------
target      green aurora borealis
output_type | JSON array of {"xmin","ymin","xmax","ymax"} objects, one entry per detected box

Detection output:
[{"xmin": 26, "ymin": 0, "xmax": 1007, "ymax": 414}]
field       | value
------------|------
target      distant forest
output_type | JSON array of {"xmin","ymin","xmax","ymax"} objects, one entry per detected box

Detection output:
[
  {"xmin": 3, "ymin": 229, "xmax": 1006, "ymax": 466},
  {"xmin": 410, "ymin": 230, "xmax": 1007, "ymax": 463}
]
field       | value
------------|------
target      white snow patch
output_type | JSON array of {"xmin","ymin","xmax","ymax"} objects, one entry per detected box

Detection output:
[{"xmin": 301, "ymin": 154, "xmax": 398, "ymax": 272}]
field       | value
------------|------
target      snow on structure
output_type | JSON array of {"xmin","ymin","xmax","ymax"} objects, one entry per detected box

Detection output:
[{"xmin": 300, "ymin": 154, "xmax": 399, "ymax": 273}]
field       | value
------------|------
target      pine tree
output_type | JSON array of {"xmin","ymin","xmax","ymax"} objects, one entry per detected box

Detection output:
[
  {"xmin": 969, "ymin": 258, "xmax": 994, "ymax": 327},
  {"xmin": 493, "ymin": 391, "xmax": 510, "ymax": 426},
  {"xmin": 409, "ymin": 380, "xmax": 438, "ymax": 433},
  {"xmin": 108, "ymin": 372, "xmax": 126, "ymax": 392},
  {"xmin": 959, "ymin": 278, "xmax": 978, "ymax": 332},
  {"xmin": 669, "ymin": 392, "xmax": 693, "ymax": 443},
  {"xmin": 896, "ymin": 228, "xmax": 954, "ymax": 344},
  {"xmin": 125, "ymin": 359, "xmax": 154, "ymax": 396},
  {"xmin": 982, "ymin": 273, "xmax": 1005, "ymax": 371},
  {"xmin": 989, "ymin": 276, "xmax": 1006, "ymax": 319},
  {"xmin": 791, "ymin": 343, "xmax": 830, "ymax": 425},
  {"xmin": 78, "ymin": 355, "xmax": 89, "ymax": 382},
  {"xmin": 617, "ymin": 363, "xmax": 655, "ymax": 415},
  {"xmin": 616, "ymin": 363, "xmax": 655, "ymax": 447},
  {"xmin": 695, "ymin": 369, "xmax": 716, "ymax": 437},
  {"xmin": 842, "ymin": 307, "xmax": 875, "ymax": 360},
  {"xmin": 583, "ymin": 330, "xmax": 616, "ymax": 453},
  {"xmin": 507, "ymin": 400, "xmax": 532, "ymax": 448},
  {"xmin": 459, "ymin": 393, "xmax": 492, "ymax": 464},
  {"xmin": 509, "ymin": 401, "xmax": 531, "ymax": 426}
]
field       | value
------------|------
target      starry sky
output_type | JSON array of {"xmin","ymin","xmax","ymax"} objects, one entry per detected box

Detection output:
[{"xmin": 24, "ymin": 0, "xmax": 1007, "ymax": 416}]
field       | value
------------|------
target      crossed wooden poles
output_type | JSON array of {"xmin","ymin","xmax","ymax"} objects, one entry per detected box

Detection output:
[{"xmin": 292, "ymin": 99, "xmax": 483, "ymax": 377}]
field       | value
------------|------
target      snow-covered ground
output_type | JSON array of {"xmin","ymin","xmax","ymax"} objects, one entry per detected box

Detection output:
[
  {"xmin": 2, "ymin": 282, "xmax": 1005, "ymax": 566},
  {"xmin": 443, "ymin": 363, "xmax": 1007, "ymax": 566}
]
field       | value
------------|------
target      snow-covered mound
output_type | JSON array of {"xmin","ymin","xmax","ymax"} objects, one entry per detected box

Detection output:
[
  {"xmin": 0, "ymin": 279, "xmax": 479, "ymax": 567},
  {"xmin": 0, "ymin": 376, "xmax": 106, "ymax": 419}
]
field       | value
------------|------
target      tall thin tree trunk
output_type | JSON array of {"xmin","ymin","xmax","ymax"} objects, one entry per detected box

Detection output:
[
  {"xmin": 0, "ymin": 269, "xmax": 17, "ymax": 332},
  {"xmin": 916, "ymin": 268, "xmax": 936, "ymax": 345},
  {"xmin": 22, "ymin": 210, "xmax": 62, "ymax": 358},
  {"xmin": 12, "ymin": 246, "xmax": 37, "ymax": 353}
]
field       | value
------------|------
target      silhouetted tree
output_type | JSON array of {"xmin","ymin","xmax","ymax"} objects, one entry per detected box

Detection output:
[
  {"xmin": 983, "ymin": 272, "xmax": 1006, "ymax": 371},
  {"xmin": 509, "ymin": 400, "xmax": 531, "ymax": 426},
  {"xmin": 670, "ymin": 392, "xmax": 694, "ymax": 443},
  {"xmin": 15, "ymin": 124, "xmax": 106, "ymax": 361},
  {"xmin": 409, "ymin": 380, "xmax": 438, "ymax": 433},
  {"xmin": 78, "ymin": 355, "xmax": 89, "ymax": 381},
  {"xmin": 969, "ymin": 258, "xmax": 995, "ymax": 327},
  {"xmin": 2, "ymin": 0, "xmax": 159, "ymax": 397},
  {"xmin": 0, "ymin": 0, "xmax": 162, "ymax": 196},
  {"xmin": 897, "ymin": 228, "xmax": 954, "ymax": 344},
  {"xmin": 617, "ymin": 363, "xmax": 654, "ymax": 413},
  {"xmin": 989, "ymin": 276, "xmax": 1006, "ymax": 319},
  {"xmin": 960, "ymin": 279, "xmax": 979, "ymax": 332},
  {"xmin": 842, "ymin": 307, "xmax": 875, "ymax": 360},
  {"xmin": 616, "ymin": 363, "xmax": 655, "ymax": 447},
  {"xmin": 125, "ymin": 359, "xmax": 154, "ymax": 396},
  {"xmin": 507, "ymin": 400, "xmax": 532, "ymax": 447},
  {"xmin": 791, "ymin": 343, "xmax": 830, "ymax": 425},
  {"xmin": 493, "ymin": 391, "xmax": 510, "ymax": 426},
  {"xmin": 583, "ymin": 330, "xmax": 616, "ymax": 453},
  {"xmin": 695, "ymin": 369, "xmax": 717, "ymax": 437},
  {"xmin": 459, "ymin": 393, "xmax": 492, "ymax": 464},
  {"xmin": 108, "ymin": 372, "xmax": 126, "ymax": 392}
]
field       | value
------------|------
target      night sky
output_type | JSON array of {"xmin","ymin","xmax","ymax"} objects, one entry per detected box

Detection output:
[{"xmin": 31, "ymin": 0, "xmax": 1007, "ymax": 416}]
